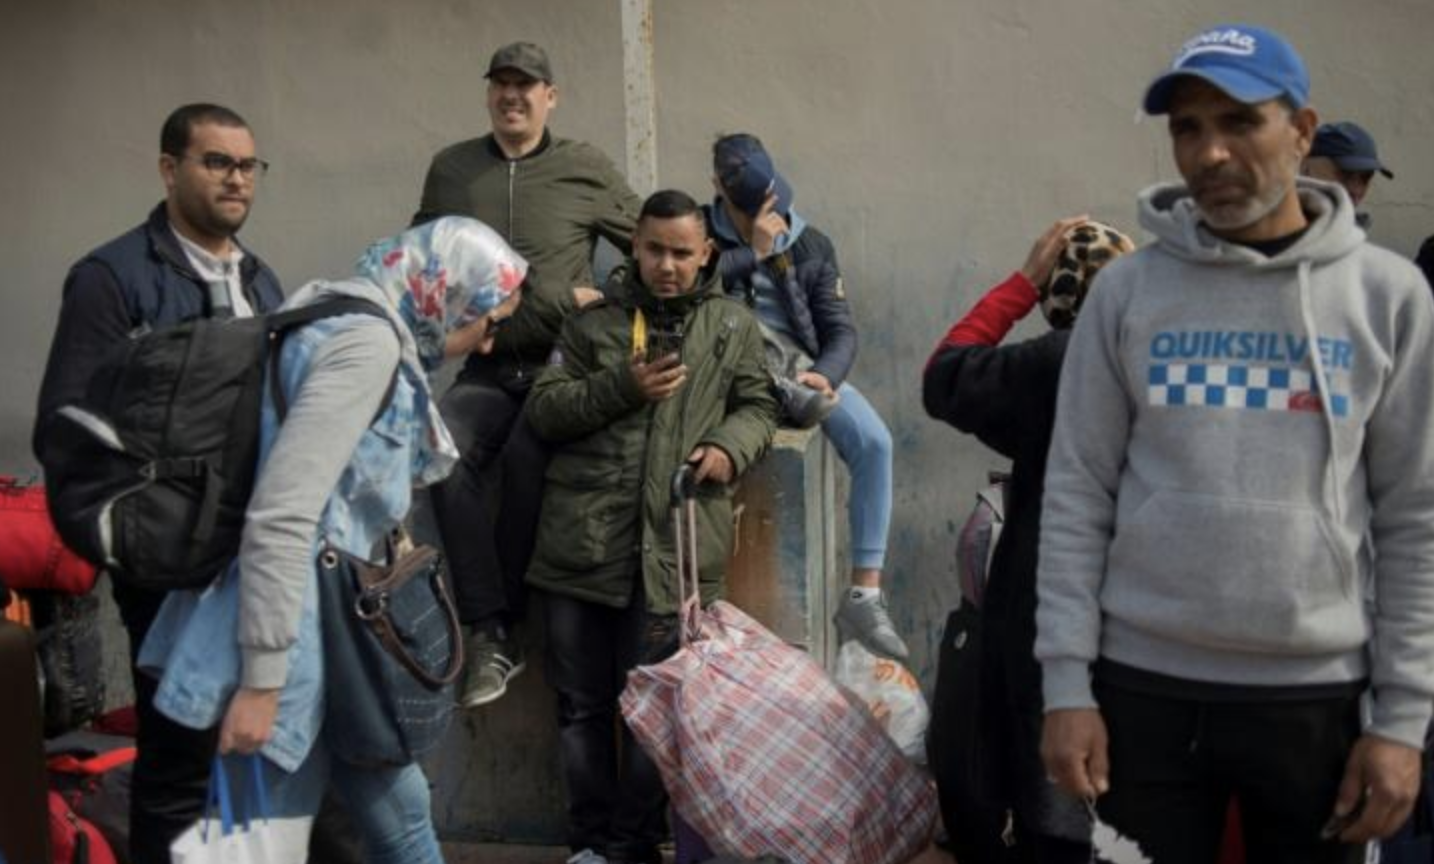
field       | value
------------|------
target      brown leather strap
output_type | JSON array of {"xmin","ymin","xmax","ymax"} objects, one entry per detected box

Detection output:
[
  {"xmin": 363, "ymin": 564, "xmax": 464, "ymax": 689},
  {"xmin": 334, "ymin": 540, "xmax": 465, "ymax": 690}
]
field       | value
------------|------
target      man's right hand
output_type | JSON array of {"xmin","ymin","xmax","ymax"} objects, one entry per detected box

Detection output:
[
  {"xmin": 631, "ymin": 353, "xmax": 687, "ymax": 402},
  {"xmin": 1020, "ymin": 215, "xmax": 1090, "ymax": 288},
  {"xmin": 751, "ymin": 192, "xmax": 790, "ymax": 261},
  {"xmin": 1041, "ymin": 707, "xmax": 1110, "ymax": 800}
]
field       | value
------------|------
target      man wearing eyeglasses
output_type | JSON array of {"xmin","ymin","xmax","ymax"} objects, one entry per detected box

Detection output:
[
  {"xmin": 34, "ymin": 103, "xmax": 284, "ymax": 864},
  {"xmin": 412, "ymin": 41, "xmax": 642, "ymax": 709}
]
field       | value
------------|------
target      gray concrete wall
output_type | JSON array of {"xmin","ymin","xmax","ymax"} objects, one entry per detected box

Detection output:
[{"xmin": 5, "ymin": 0, "xmax": 1432, "ymax": 740}]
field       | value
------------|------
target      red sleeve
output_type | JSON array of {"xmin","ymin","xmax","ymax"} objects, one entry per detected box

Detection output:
[
  {"xmin": 923, "ymin": 271, "xmax": 1040, "ymax": 372},
  {"xmin": 946, "ymin": 272, "xmax": 1041, "ymax": 346}
]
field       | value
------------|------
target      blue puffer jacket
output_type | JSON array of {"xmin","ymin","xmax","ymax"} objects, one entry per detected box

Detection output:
[
  {"xmin": 704, "ymin": 204, "xmax": 858, "ymax": 387},
  {"xmin": 34, "ymin": 203, "xmax": 284, "ymax": 462}
]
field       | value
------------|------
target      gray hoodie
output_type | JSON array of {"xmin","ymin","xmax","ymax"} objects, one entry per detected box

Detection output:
[{"xmin": 1036, "ymin": 178, "xmax": 1434, "ymax": 748}]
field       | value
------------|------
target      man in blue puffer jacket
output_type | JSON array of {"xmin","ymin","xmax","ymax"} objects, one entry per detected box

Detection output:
[
  {"xmin": 33, "ymin": 103, "xmax": 285, "ymax": 864},
  {"xmin": 704, "ymin": 134, "xmax": 907, "ymax": 660}
]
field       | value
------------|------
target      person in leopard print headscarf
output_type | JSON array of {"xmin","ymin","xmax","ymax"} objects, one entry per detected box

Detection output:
[
  {"xmin": 1039, "ymin": 220, "xmax": 1136, "ymax": 330},
  {"xmin": 921, "ymin": 216, "xmax": 1133, "ymax": 864}
]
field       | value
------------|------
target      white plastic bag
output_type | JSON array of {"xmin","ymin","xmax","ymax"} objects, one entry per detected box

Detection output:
[
  {"xmin": 833, "ymin": 641, "xmax": 931, "ymax": 762},
  {"xmin": 170, "ymin": 756, "xmax": 311, "ymax": 864}
]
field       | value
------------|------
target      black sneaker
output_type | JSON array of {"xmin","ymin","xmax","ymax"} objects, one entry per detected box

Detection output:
[{"xmin": 459, "ymin": 626, "xmax": 526, "ymax": 708}]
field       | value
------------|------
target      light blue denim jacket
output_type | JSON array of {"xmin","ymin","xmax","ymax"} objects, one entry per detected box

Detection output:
[{"xmin": 139, "ymin": 313, "xmax": 428, "ymax": 771}]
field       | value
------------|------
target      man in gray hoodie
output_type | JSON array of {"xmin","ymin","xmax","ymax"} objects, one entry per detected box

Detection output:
[{"xmin": 1036, "ymin": 24, "xmax": 1434, "ymax": 864}]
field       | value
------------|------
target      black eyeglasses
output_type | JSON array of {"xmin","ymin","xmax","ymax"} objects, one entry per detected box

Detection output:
[{"xmin": 185, "ymin": 152, "xmax": 270, "ymax": 179}]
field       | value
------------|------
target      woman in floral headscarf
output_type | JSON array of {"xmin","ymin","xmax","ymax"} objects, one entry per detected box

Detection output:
[{"xmin": 140, "ymin": 217, "xmax": 525, "ymax": 864}]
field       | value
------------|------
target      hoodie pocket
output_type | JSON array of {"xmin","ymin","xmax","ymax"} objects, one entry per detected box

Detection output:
[{"xmin": 1104, "ymin": 490, "xmax": 1362, "ymax": 654}]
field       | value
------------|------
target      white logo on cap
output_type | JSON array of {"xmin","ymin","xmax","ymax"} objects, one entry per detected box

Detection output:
[{"xmin": 1173, "ymin": 28, "xmax": 1256, "ymax": 67}]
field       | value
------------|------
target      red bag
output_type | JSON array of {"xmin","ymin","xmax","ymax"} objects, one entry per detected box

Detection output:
[
  {"xmin": 48, "ymin": 789, "xmax": 119, "ymax": 864},
  {"xmin": 0, "ymin": 477, "xmax": 97, "ymax": 595},
  {"xmin": 48, "ymin": 735, "xmax": 137, "ymax": 863}
]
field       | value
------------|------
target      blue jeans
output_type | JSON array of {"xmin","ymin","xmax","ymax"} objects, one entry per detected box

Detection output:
[
  {"xmin": 244, "ymin": 743, "xmax": 442, "ymax": 864},
  {"xmin": 823, "ymin": 382, "xmax": 893, "ymax": 571}
]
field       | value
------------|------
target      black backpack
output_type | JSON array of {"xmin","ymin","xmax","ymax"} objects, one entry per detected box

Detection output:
[{"xmin": 42, "ymin": 297, "xmax": 390, "ymax": 591}]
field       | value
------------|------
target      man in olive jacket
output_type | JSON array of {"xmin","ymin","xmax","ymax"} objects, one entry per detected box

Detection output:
[
  {"xmin": 526, "ymin": 190, "xmax": 776, "ymax": 864},
  {"xmin": 412, "ymin": 40, "xmax": 642, "ymax": 708}
]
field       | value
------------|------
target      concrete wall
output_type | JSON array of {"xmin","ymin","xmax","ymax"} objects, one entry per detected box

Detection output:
[{"xmin": 6, "ymin": 0, "xmax": 1432, "ymax": 721}]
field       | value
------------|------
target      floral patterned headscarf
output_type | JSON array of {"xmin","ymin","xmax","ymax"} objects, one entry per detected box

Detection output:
[{"xmin": 356, "ymin": 217, "xmax": 527, "ymax": 369}]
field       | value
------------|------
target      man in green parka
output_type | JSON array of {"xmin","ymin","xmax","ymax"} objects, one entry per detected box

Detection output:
[{"xmin": 525, "ymin": 189, "xmax": 776, "ymax": 864}]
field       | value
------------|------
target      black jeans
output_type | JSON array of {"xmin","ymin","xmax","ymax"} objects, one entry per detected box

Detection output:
[
  {"xmin": 1094, "ymin": 675, "xmax": 1365, "ymax": 864},
  {"xmin": 545, "ymin": 590, "xmax": 679, "ymax": 864},
  {"xmin": 112, "ymin": 580, "xmax": 218, "ymax": 864},
  {"xmin": 430, "ymin": 372, "xmax": 548, "ymax": 629}
]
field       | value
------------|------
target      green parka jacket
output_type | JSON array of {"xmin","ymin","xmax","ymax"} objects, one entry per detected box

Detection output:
[
  {"xmin": 412, "ymin": 132, "xmax": 641, "ymax": 390},
  {"xmin": 524, "ymin": 262, "xmax": 778, "ymax": 613}
]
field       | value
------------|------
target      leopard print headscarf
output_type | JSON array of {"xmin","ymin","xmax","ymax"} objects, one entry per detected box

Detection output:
[{"xmin": 1040, "ymin": 220, "xmax": 1135, "ymax": 329}]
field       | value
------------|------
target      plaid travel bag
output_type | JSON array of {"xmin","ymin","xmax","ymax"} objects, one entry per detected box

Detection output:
[{"xmin": 620, "ymin": 468, "xmax": 936, "ymax": 864}]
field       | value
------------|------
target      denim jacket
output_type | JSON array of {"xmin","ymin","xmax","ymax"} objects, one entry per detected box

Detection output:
[{"xmin": 139, "ymin": 312, "xmax": 427, "ymax": 771}]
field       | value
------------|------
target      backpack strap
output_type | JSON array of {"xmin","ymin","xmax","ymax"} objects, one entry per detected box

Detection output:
[{"xmin": 266, "ymin": 298, "xmax": 401, "ymax": 423}]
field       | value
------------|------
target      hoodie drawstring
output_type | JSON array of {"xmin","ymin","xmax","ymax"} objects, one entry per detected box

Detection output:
[{"xmin": 1296, "ymin": 259, "xmax": 1353, "ymax": 591}]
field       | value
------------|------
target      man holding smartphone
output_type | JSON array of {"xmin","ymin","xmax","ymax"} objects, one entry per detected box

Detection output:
[{"xmin": 524, "ymin": 190, "xmax": 776, "ymax": 864}]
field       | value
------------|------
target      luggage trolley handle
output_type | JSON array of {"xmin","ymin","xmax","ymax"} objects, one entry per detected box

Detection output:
[{"xmin": 669, "ymin": 465, "xmax": 702, "ymax": 645}]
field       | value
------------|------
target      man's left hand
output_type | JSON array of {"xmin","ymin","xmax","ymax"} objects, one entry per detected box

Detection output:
[
  {"xmin": 797, "ymin": 370, "xmax": 836, "ymax": 399},
  {"xmin": 688, "ymin": 445, "xmax": 734, "ymax": 485},
  {"xmin": 1332, "ymin": 734, "xmax": 1423, "ymax": 842}
]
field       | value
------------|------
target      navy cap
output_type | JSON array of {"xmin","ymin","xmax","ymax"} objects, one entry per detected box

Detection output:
[
  {"xmin": 713, "ymin": 134, "xmax": 793, "ymax": 217},
  {"xmin": 485, "ymin": 42, "xmax": 553, "ymax": 82},
  {"xmin": 1311, "ymin": 122, "xmax": 1393, "ymax": 178},
  {"xmin": 1143, "ymin": 24, "xmax": 1309, "ymax": 115}
]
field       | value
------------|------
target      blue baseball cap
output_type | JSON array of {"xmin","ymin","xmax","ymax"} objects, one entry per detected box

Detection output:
[
  {"xmin": 1311, "ymin": 122, "xmax": 1393, "ymax": 178},
  {"xmin": 1143, "ymin": 24, "xmax": 1309, "ymax": 115},
  {"xmin": 713, "ymin": 134, "xmax": 794, "ymax": 216}
]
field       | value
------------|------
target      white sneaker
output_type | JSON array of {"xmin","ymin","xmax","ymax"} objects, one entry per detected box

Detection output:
[
  {"xmin": 834, "ymin": 590, "xmax": 910, "ymax": 660},
  {"xmin": 566, "ymin": 849, "xmax": 609, "ymax": 864}
]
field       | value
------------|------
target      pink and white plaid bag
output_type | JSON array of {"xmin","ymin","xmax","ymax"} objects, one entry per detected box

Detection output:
[{"xmin": 619, "ymin": 599, "xmax": 937, "ymax": 864}]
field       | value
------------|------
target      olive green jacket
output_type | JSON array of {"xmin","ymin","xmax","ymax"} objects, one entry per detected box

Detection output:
[
  {"xmin": 525, "ymin": 264, "xmax": 778, "ymax": 613},
  {"xmin": 413, "ymin": 132, "xmax": 641, "ymax": 388}
]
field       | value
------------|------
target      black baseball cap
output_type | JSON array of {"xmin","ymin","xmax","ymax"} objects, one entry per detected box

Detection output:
[
  {"xmin": 713, "ymin": 134, "xmax": 793, "ymax": 217},
  {"xmin": 485, "ymin": 42, "xmax": 553, "ymax": 83},
  {"xmin": 1310, "ymin": 122, "xmax": 1393, "ymax": 178}
]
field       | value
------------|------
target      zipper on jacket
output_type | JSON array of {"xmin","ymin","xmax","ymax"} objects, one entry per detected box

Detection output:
[{"xmin": 506, "ymin": 160, "xmax": 516, "ymax": 242}]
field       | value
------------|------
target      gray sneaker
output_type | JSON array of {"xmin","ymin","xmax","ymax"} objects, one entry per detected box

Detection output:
[
  {"xmin": 566, "ymin": 850, "xmax": 609, "ymax": 864},
  {"xmin": 775, "ymin": 376, "xmax": 839, "ymax": 429},
  {"xmin": 459, "ymin": 627, "xmax": 526, "ymax": 708},
  {"xmin": 833, "ymin": 591, "xmax": 910, "ymax": 661}
]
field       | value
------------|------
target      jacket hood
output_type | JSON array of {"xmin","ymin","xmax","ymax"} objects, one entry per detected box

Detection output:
[
  {"xmin": 619, "ymin": 258, "xmax": 724, "ymax": 316},
  {"xmin": 1139, "ymin": 177, "xmax": 1365, "ymax": 269},
  {"xmin": 707, "ymin": 199, "xmax": 808, "ymax": 254}
]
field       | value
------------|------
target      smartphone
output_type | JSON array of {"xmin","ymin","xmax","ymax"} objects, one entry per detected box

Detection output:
[{"xmin": 646, "ymin": 321, "xmax": 685, "ymax": 364}]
